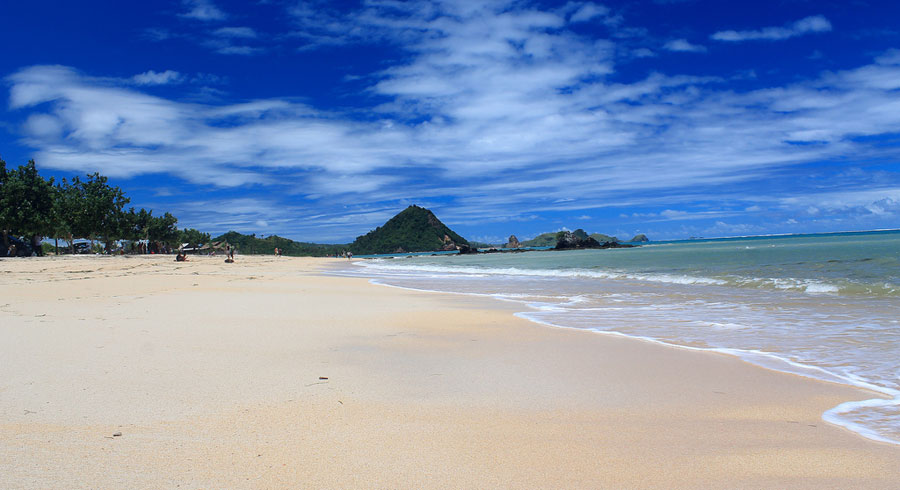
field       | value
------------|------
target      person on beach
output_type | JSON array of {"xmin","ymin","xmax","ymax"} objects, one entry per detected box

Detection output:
[{"xmin": 175, "ymin": 251, "xmax": 189, "ymax": 262}]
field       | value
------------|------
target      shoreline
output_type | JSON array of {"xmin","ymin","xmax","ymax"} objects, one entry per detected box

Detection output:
[
  {"xmin": 349, "ymin": 264, "xmax": 899, "ymax": 446},
  {"xmin": 343, "ymin": 251, "xmax": 900, "ymax": 446},
  {"xmin": 2, "ymin": 255, "xmax": 898, "ymax": 488}
]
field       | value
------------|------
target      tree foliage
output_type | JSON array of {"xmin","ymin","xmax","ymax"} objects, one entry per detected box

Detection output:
[
  {"xmin": 78, "ymin": 173, "xmax": 130, "ymax": 250},
  {"xmin": 0, "ymin": 159, "xmax": 192, "ymax": 254},
  {"xmin": 0, "ymin": 159, "xmax": 56, "ymax": 255},
  {"xmin": 147, "ymin": 212, "xmax": 179, "ymax": 246},
  {"xmin": 179, "ymin": 227, "xmax": 211, "ymax": 248},
  {"xmin": 213, "ymin": 231, "xmax": 344, "ymax": 257}
]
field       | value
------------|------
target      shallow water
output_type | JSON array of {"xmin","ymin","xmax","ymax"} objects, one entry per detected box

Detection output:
[{"xmin": 332, "ymin": 230, "xmax": 900, "ymax": 444}]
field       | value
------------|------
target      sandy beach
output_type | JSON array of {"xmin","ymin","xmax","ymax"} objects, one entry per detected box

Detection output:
[{"xmin": 1, "ymin": 254, "xmax": 898, "ymax": 489}]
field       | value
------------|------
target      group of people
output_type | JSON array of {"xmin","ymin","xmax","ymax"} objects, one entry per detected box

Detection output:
[{"xmin": 175, "ymin": 245, "xmax": 235, "ymax": 262}]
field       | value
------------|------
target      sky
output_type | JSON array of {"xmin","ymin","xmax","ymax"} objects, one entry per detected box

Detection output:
[{"xmin": 2, "ymin": 0, "xmax": 900, "ymax": 243}]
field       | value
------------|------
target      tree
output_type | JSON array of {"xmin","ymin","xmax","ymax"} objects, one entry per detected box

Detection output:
[
  {"xmin": 118, "ymin": 207, "xmax": 153, "ymax": 253},
  {"xmin": 0, "ymin": 156, "xmax": 7, "ymax": 251},
  {"xmin": 50, "ymin": 177, "xmax": 95, "ymax": 254},
  {"xmin": 78, "ymin": 173, "xmax": 130, "ymax": 252},
  {"xmin": 147, "ymin": 212, "xmax": 179, "ymax": 248},
  {"xmin": 0, "ymin": 160, "xmax": 55, "ymax": 255},
  {"xmin": 179, "ymin": 228, "xmax": 210, "ymax": 248},
  {"xmin": 126, "ymin": 208, "xmax": 153, "ymax": 241}
]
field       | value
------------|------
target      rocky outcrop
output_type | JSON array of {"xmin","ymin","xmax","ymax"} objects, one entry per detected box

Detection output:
[
  {"xmin": 629, "ymin": 234, "xmax": 649, "ymax": 243},
  {"xmin": 554, "ymin": 230, "xmax": 601, "ymax": 250},
  {"xmin": 504, "ymin": 235, "xmax": 521, "ymax": 248},
  {"xmin": 456, "ymin": 243, "xmax": 476, "ymax": 254},
  {"xmin": 555, "ymin": 229, "xmax": 636, "ymax": 250}
]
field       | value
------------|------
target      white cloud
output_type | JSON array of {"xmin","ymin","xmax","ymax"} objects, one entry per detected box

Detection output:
[
  {"xmin": 569, "ymin": 3, "xmax": 609, "ymax": 23},
  {"xmin": 778, "ymin": 188, "xmax": 900, "ymax": 218},
  {"xmin": 214, "ymin": 26, "xmax": 257, "ymax": 38},
  {"xmin": 631, "ymin": 47, "xmax": 656, "ymax": 58},
  {"xmin": 181, "ymin": 0, "xmax": 227, "ymax": 21},
  {"xmin": 711, "ymin": 15, "xmax": 832, "ymax": 42},
  {"xmin": 132, "ymin": 70, "xmax": 184, "ymax": 85},
  {"xmin": 660, "ymin": 209, "xmax": 689, "ymax": 218},
  {"xmin": 215, "ymin": 45, "xmax": 264, "ymax": 56},
  {"xmin": 876, "ymin": 49, "xmax": 900, "ymax": 65},
  {"xmin": 7, "ymin": 2, "xmax": 900, "ymax": 238},
  {"xmin": 663, "ymin": 39, "xmax": 706, "ymax": 53}
]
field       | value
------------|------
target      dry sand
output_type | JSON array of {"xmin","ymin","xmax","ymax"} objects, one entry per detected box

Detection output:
[{"xmin": 1, "ymin": 254, "xmax": 898, "ymax": 489}]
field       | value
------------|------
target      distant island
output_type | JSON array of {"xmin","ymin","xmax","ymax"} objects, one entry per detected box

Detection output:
[
  {"xmin": 209, "ymin": 206, "xmax": 648, "ymax": 257},
  {"xmin": 349, "ymin": 205, "xmax": 470, "ymax": 255},
  {"xmin": 506, "ymin": 231, "xmax": 643, "ymax": 249}
]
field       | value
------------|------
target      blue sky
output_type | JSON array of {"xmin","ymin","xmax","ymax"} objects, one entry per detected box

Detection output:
[{"xmin": 2, "ymin": 0, "xmax": 900, "ymax": 243}]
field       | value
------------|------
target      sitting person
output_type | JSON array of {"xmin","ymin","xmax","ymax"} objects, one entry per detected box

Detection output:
[{"xmin": 175, "ymin": 251, "xmax": 189, "ymax": 262}]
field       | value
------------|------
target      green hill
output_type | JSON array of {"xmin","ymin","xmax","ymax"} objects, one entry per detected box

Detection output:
[
  {"xmin": 590, "ymin": 233, "xmax": 618, "ymax": 244},
  {"xmin": 212, "ymin": 231, "xmax": 345, "ymax": 257},
  {"xmin": 349, "ymin": 205, "xmax": 469, "ymax": 255},
  {"xmin": 519, "ymin": 232, "xmax": 558, "ymax": 247}
]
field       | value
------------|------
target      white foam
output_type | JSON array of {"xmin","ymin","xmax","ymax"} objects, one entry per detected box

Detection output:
[
  {"xmin": 359, "ymin": 260, "xmax": 729, "ymax": 286},
  {"xmin": 804, "ymin": 282, "xmax": 841, "ymax": 294},
  {"xmin": 824, "ymin": 397, "xmax": 900, "ymax": 445}
]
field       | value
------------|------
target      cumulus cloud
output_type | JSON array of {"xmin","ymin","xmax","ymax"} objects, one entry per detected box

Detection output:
[
  {"xmin": 213, "ymin": 26, "xmax": 257, "ymax": 38},
  {"xmin": 711, "ymin": 15, "xmax": 832, "ymax": 42},
  {"xmin": 663, "ymin": 39, "xmax": 706, "ymax": 52},
  {"xmin": 779, "ymin": 188, "xmax": 900, "ymax": 218},
  {"xmin": 214, "ymin": 45, "xmax": 264, "ymax": 55},
  {"xmin": 132, "ymin": 70, "xmax": 184, "ymax": 85},
  {"xmin": 181, "ymin": 0, "xmax": 227, "ymax": 21},
  {"xmin": 7, "ymin": 1, "xmax": 900, "ymax": 238},
  {"xmin": 569, "ymin": 2, "xmax": 609, "ymax": 23}
]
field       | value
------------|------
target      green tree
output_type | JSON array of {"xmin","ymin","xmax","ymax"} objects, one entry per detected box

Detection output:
[
  {"xmin": 0, "ymin": 160, "xmax": 56, "ymax": 255},
  {"xmin": 128, "ymin": 208, "xmax": 153, "ymax": 241},
  {"xmin": 179, "ymin": 227, "xmax": 210, "ymax": 248},
  {"xmin": 78, "ymin": 173, "xmax": 130, "ymax": 252},
  {"xmin": 148, "ymin": 212, "xmax": 179, "ymax": 248},
  {"xmin": 0, "ymin": 156, "xmax": 7, "ymax": 251},
  {"xmin": 50, "ymin": 177, "xmax": 87, "ymax": 253}
]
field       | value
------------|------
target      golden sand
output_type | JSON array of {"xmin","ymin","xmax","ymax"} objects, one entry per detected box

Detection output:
[{"xmin": 1, "ymin": 255, "xmax": 898, "ymax": 488}]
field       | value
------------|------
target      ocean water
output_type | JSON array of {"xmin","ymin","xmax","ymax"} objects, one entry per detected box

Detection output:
[{"xmin": 331, "ymin": 230, "xmax": 900, "ymax": 444}]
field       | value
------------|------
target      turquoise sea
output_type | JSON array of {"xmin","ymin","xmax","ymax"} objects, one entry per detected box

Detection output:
[{"xmin": 334, "ymin": 230, "xmax": 900, "ymax": 444}]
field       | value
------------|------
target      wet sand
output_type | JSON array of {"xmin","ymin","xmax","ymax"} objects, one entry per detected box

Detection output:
[{"xmin": 1, "ymin": 254, "xmax": 898, "ymax": 488}]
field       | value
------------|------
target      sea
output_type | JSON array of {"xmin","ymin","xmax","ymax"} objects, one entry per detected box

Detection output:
[{"xmin": 331, "ymin": 230, "xmax": 900, "ymax": 445}]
